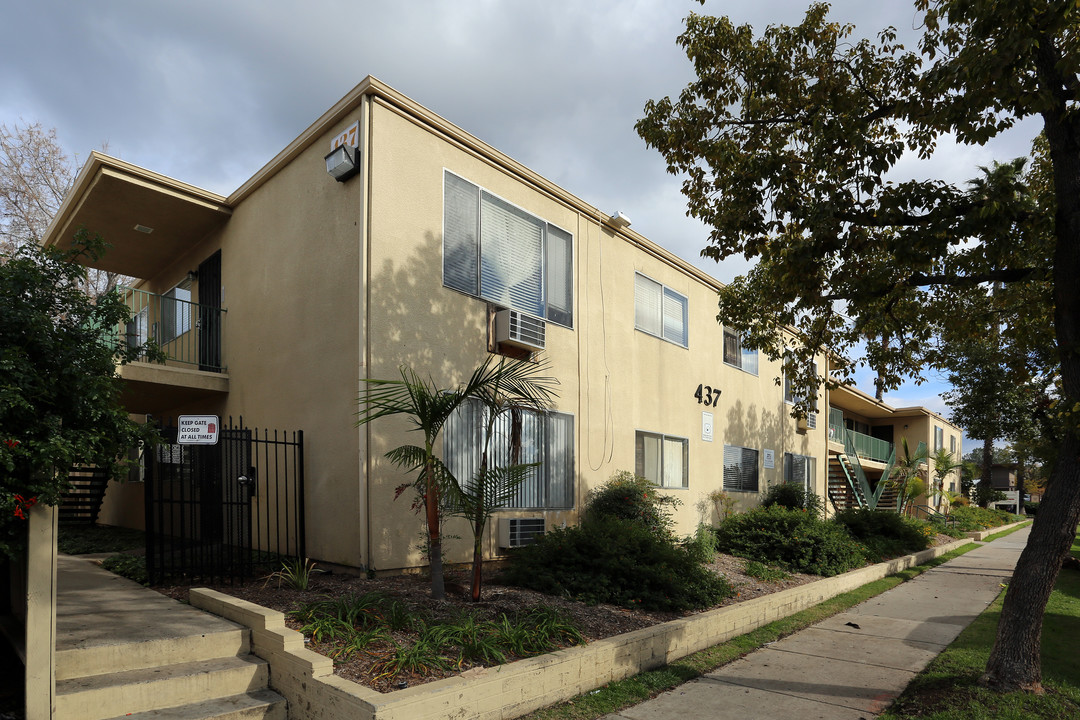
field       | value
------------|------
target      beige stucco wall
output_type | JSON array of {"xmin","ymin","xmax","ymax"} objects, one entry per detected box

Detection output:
[{"xmin": 360, "ymin": 99, "xmax": 825, "ymax": 571}]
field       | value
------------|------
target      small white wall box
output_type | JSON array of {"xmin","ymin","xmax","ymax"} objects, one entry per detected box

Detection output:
[
  {"xmin": 494, "ymin": 309, "xmax": 546, "ymax": 351},
  {"xmin": 498, "ymin": 517, "xmax": 546, "ymax": 548}
]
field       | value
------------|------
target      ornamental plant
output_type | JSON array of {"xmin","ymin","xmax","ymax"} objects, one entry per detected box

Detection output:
[
  {"xmin": 584, "ymin": 470, "xmax": 681, "ymax": 539},
  {"xmin": 1, "ymin": 232, "xmax": 160, "ymax": 558}
]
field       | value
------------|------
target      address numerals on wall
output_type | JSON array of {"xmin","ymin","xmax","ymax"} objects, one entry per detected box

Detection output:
[{"xmin": 694, "ymin": 384, "xmax": 721, "ymax": 407}]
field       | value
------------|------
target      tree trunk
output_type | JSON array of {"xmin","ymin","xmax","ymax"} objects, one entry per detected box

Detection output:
[
  {"xmin": 979, "ymin": 436, "xmax": 994, "ymax": 507},
  {"xmin": 425, "ymin": 461, "xmax": 445, "ymax": 600},
  {"xmin": 982, "ymin": 44, "xmax": 1080, "ymax": 690},
  {"xmin": 981, "ymin": 436, "xmax": 1080, "ymax": 692}
]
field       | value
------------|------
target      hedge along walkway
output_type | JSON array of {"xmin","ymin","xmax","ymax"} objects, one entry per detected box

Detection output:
[
  {"xmin": 187, "ymin": 528, "xmax": 1034, "ymax": 720},
  {"xmin": 596, "ymin": 525, "xmax": 1030, "ymax": 720}
]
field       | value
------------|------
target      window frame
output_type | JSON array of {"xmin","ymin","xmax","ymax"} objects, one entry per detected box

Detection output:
[
  {"xmin": 633, "ymin": 272, "xmax": 689, "ymax": 348},
  {"xmin": 783, "ymin": 355, "xmax": 820, "ymax": 412},
  {"xmin": 634, "ymin": 430, "xmax": 689, "ymax": 489},
  {"xmin": 442, "ymin": 169, "xmax": 574, "ymax": 328},
  {"xmin": 934, "ymin": 425, "xmax": 944, "ymax": 452},
  {"xmin": 784, "ymin": 452, "xmax": 816, "ymax": 492},
  {"xmin": 161, "ymin": 281, "xmax": 192, "ymax": 344},
  {"xmin": 722, "ymin": 328, "xmax": 758, "ymax": 375},
  {"xmin": 442, "ymin": 399, "xmax": 575, "ymax": 510},
  {"xmin": 723, "ymin": 444, "xmax": 760, "ymax": 493}
]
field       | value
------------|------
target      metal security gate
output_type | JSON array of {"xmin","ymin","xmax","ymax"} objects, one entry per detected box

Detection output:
[{"xmin": 145, "ymin": 417, "xmax": 304, "ymax": 585}]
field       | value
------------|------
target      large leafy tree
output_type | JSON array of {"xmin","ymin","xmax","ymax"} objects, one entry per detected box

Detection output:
[
  {"xmin": 638, "ymin": 0, "xmax": 1080, "ymax": 691},
  {"xmin": 1, "ymin": 232, "xmax": 155, "ymax": 557}
]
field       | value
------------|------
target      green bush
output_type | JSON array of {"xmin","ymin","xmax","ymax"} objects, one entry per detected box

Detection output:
[
  {"xmin": 682, "ymin": 522, "xmax": 718, "ymax": 564},
  {"xmin": 714, "ymin": 505, "xmax": 865, "ymax": 576},
  {"xmin": 502, "ymin": 516, "xmax": 734, "ymax": 611},
  {"xmin": 948, "ymin": 505, "xmax": 1018, "ymax": 531},
  {"xmin": 1025, "ymin": 502, "xmax": 1039, "ymax": 516},
  {"xmin": 760, "ymin": 482, "xmax": 824, "ymax": 518},
  {"xmin": 833, "ymin": 509, "xmax": 932, "ymax": 562},
  {"xmin": 585, "ymin": 470, "xmax": 681, "ymax": 538}
]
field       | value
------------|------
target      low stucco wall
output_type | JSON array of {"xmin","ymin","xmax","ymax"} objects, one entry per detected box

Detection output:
[
  {"xmin": 190, "ymin": 537, "xmax": 973, "ymax": 720},
  {"xmin": 964, "ymin": 519, "xmax": 1031, "ymax": 541}
]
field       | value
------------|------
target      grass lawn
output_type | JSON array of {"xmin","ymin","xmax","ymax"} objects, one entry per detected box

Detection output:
[
  {"xmin": 879, "ymin": 531, "xmax": 1080, "ymax": 719},
  {"xmin": 519, "ymin": 543, "xmax": 979, "ymax": 720}
]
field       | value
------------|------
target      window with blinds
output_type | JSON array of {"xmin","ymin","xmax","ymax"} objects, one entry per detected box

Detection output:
[
  {"xmin": 784, "ymin": 453, "xmax": 815, "ymax": 491},
  {"xmin": 722, "ymin": 328, "xmax": 758, "ymax": 374},
  {"xmin": 442, "ymin": 399, "xmax": 574, "ymax": 510},
  {"xmin": 784, "ymin": 355, "xmax": 820, "ymax": 411},
  {"xmin": 934, "ymin": 425, "xmax": 944, "ymax": 451},
  {"xmin": 635, "ymin": 431, "xmax": 689, "ymax": 488},
  {"xmin": 723, "ymin": 445, "xmax": 759, "ymax": 492},
  {"xmin": 634, "ymin": 273, "xmax": 688, "ymax": 347},
  {"xmin": 443, "ymin": 171, "xmax": 573, "ymax": 327}
]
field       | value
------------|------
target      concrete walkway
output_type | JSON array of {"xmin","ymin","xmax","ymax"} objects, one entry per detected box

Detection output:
[{"xmin": 603, "ymin": 527, "xmax": 1029, "ymax": 720}]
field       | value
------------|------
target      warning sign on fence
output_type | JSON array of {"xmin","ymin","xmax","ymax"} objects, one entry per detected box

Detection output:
[{"xmin": 177, "ymin": 415, "xmax": 220, "ymax": 445}]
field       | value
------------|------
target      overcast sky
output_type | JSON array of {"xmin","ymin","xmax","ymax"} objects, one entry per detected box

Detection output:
[{"xmin": 1, "ymin": 0, "xmax": 1044, "ymax": 451}]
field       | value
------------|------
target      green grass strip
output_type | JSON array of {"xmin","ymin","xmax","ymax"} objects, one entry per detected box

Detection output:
[
  {"xmin": 981, "ymin": 521, "xmax": 1032, "ymax": 543},
  {"xmin": 879, "ymin": 544, "xmax": 1080, "ymax": 719},
  {"xmin": 520, "ymin": 542, "xmax": 978, "ymax": 720}
]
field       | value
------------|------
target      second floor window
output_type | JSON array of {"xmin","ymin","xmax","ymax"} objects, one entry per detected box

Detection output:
[
  {"xmin": 443, "ymin": 171, "xmax": 573, "ymax": 327},
  {"xmin": 723, "ymin": 328, "xmax": 758, "ymax": 374},
  {"xmin": 634, "ymin": 273, "xmax": 688, "ymax": 347}
]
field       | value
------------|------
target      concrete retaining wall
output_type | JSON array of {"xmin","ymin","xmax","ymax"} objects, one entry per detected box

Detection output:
[
  {"xmin": 964, "ymin": 519, "xmax": 1030, "ymax": 542},
  {"xmin": 190, "ymin": 537, "xmax": 973, "ymax": 720}
]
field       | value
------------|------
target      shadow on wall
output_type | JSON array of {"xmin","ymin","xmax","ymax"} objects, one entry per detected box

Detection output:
[
  {"xmin": 364, "ymin": 231, "xmax": 496, "ymax": 569},
  {"xmin": 719, "ymin": 397, "xmax": 786, "ymax": 516}
]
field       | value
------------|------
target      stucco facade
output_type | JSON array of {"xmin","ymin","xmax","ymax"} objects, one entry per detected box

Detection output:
[{"xmin": 45, "ymin": 77, "xmax": 961, "ymax": 573}]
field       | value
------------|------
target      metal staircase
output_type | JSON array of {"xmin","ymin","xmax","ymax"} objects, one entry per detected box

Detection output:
[{"xmin": 828, "ymin": 429, "xmax": 906, "ymax": 512}]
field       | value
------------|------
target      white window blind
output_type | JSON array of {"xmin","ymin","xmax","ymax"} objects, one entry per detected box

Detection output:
[
  {"xmin": 443, "ymin": 171, "xmax": 574, "ymax": 327},
  {"xmin": 635, "ymin": 273, "xmax": 687, "ymax": 347},
  {"xmin": 443, "ymin": 172, "xmax": 480, "ymax": 295}
]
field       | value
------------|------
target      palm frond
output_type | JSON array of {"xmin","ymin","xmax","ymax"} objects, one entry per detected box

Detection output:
[{"xmin": 445, "ymin": 463, "xmax": 538, "ymax": 519}]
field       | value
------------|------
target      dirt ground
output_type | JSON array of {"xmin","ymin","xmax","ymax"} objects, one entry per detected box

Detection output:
[{"xmin": 157, "ymin": 552, "xmax": 820, "ymax": 693}]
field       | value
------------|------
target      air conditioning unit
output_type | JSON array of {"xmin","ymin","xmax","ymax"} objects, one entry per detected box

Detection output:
[
  {"xmin": 498, "ymin": 517, "xmax": 545, "ymax": 548},
  {"xmin": 796, "ymin": 412, "xmax": 818, "ymax": 433},
  {"xmin": 494, "ymin": 309, "xmax": 546, "ymax": 351}
]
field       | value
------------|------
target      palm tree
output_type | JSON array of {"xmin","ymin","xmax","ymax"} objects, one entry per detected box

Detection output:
[
  {"xmin": 444, "ymin": 357, "xmax": 558, "ymax": 600},
  {"xmin": 931, "ymin": 448, "xmax": 961, "ymax": 513},
  {"xmin": 357, "ymin": 356, "xmax": 557, "ymax": 599},
  {"xmin": 889, "ymin": 438, "xmax": 928, "ymax": 514}
]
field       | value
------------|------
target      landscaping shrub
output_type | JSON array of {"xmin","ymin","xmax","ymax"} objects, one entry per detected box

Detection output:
[
  {"xmin": 585, "ymin": 470, "xmax": 681, "ymax": 538},
  {"xmin": 948, "ymin": 505, "xmax": 1018, "ymax": 532},
  {"xmin": 503, "ymin": 516, "xmax": 734, "ymax": 611},
  {"xmin": 833, "ymin": 509, "xmax": 932, "ymax": 562},
  {"xmin": 1025, "ymin": 501, "xmax": 1039, "ymax": 516},
  {"xmin": 714, "ymin": 505, "xmax": 865, "ymax": 576},
  {"xmin": 760, "ymin": 481, "xmax": 825, "ymax": 518},
  {"xmin": 682, "ymin": 522, "xmax": 718, "ymax": 564}
]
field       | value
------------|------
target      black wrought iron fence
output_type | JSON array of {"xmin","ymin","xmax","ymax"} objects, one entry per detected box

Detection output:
[{"xmin": 145, "ymin": 417, "xmax": 304, "ymax": 585}]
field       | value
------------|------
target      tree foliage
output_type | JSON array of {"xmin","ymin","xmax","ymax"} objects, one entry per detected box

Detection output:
[
  {"xmin": 638, "ymin": 0, "xmax": 1080, "ymax": 692},
  {"xmin": 0, "ymin": 232, "xmax": 156, "ymax": 557},
  {"xmin": 0, "ymin": 121, "xmax": 125, "ymax": 297}
]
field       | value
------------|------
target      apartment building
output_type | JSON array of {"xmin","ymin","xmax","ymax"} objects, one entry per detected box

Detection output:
[{"xmin": 44, "ymin": 77, "xmax": 961, "ymax": 574}]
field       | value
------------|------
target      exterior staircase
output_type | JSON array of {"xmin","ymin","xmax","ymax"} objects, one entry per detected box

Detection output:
[
  {"xmin": 55, "ymin": 556, "xmax": 287, "ymax": 720},
  {"xmin": 827, "ymin": 454, "xmax": 866, "ymax": 511}
]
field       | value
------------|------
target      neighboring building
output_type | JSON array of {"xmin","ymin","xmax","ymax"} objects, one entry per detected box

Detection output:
[
  {"xmin": 43, "ymin": 77, "xmax": 962, "ymax": 574},
  {"xmin": 991, "ymin": 463, "xmax": 1019, "ymax": 491}
]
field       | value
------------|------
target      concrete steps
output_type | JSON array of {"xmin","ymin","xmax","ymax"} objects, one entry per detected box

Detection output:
[
  {"xmin": 102, "ymin": 690, "xmax": 287, "ymax": 720},
  {"xmin": 55, "ymin": 556, "xmax": 288, "ymax": 720}
]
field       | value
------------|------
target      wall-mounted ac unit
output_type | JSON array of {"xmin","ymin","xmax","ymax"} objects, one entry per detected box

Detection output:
[
  {"xmin": 796, "ymin": 412, "xmax": 818, "ymax": 433},
  {"xmin": 494, "ymin": 309, "xmax": 546, "ymax": 351},
  {"xmin": 498, "ymin": 517, "xmax": 545, "ymax": 548}
]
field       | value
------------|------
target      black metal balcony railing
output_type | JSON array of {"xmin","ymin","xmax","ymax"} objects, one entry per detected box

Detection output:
[{"xmin": 119, "ymin": 286, "xmax": 225, "ymax": 372}]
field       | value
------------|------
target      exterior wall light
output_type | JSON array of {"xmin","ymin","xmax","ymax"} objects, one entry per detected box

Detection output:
[
  {"xmin": 325, "ymin": 145, "xmax": 360, "ymax": 182},
  {"xmin": 607, "ymin": 211, "xmax": 632, "ymax": 228}
]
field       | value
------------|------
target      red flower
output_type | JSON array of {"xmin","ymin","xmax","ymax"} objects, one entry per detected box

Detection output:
[{"xmin": 4, "ymin": 439, "xmax": 19, "ymax": 448}]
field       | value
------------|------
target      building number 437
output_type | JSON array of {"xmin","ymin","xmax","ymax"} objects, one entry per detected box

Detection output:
[{"xmin": 694, "ymin": 384, "xmax": 720, "ymax": 407}]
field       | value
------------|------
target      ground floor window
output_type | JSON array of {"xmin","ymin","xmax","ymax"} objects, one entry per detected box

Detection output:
[
  {"xmin": 443, "ymin": 400, "xmax": 574, "ymax": 509},
  {"xmin": 784, "ymin": 453, "xmax": 815, "ymax": 492},
  {"xmin": 723, "ymin": 445, "xmax": 759, "ymax": 492},
  {"xmin": 635, "ymin": 431, "xmax": 688, "ymax": 488}
]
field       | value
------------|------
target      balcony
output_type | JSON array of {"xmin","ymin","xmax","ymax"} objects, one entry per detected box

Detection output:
[
  {"xmin": 828, "ymin": 408, "xmax": 893, "ymax": 463},
  {"xmin": 113, "ymin": 286, "xmax": 228, "ymax": 413}
]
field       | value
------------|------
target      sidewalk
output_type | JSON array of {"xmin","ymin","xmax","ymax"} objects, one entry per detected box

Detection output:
[{"xmin": 602, "ymin": 527, "xmax": 1029, "ymax": 720}]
